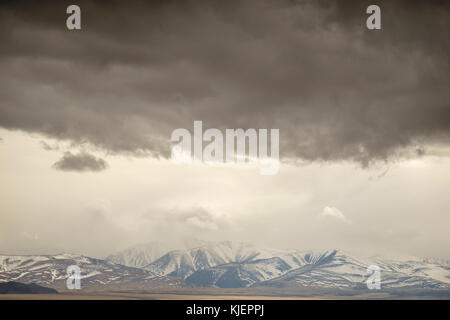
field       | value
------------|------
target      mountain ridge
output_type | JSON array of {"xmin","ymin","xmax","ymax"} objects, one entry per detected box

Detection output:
[{"xmin": 1, "ymin": 241, "xmax": 449, "ymax": 292}]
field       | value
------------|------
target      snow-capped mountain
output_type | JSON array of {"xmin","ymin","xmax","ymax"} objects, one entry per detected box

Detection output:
[
  {"xmin": 139, "ymin": 241, "xmax": 450, "ymax": 289},
  {"xmin": 106, "ymin": 241, "xmax": 170, "ymax": 268},
  {"xmin": 105, "ymin": 238, "xmax": 211, "ymax": 268},
  {"xmin": 256, "ymin": 250, "xmax": 450, "ymax": 290},
  {"xmin": 0, "ymin": 254, "xmax": 180, "ymax": 290},
  {"xmin": 143, "ymin": 241, "xmax": 285, "ymax": 278},
  {"xmin": 1, "ymin": 241, "xmax": 449, "ymax": 293}
]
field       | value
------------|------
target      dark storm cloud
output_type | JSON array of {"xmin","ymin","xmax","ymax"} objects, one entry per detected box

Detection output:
[
  {"xmin": 0, "ymin": 0, "xmax": 449, "ymax": 165},
  {"xmin": 52, "ymin": 151, "xmax": 108, "ymax": 172}
]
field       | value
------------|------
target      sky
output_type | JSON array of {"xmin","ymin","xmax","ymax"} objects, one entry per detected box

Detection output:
[{"xmin": 0, "ymin": 0, "xmax": 449, "ymax": 259}]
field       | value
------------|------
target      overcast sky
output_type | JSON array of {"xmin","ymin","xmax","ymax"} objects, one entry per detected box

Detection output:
[{"xmin": 0, "ymin": 0, "xmax": 449, "ymax": 259}]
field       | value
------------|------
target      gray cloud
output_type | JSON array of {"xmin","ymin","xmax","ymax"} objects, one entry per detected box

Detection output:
[
  {"xmin": 0, "ymin": 0, "xmax": 448, "ymax": 165},
  {"xmin": 174, "ymin": 207, "xmax": 222, "ymax": 231},
  {"xmin": 52, "ymin": 151, "xmax": 108, "ymax": 172},
  {"xmin": 148, "ymin": 206, "xmax": 229, "ymax": 233},
  {"xmin": 40, "ymin": 140, "xmax": 59, "ymax": 151}
]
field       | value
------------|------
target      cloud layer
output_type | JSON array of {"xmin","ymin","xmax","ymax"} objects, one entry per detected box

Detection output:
[{"xmin": 0, "ymin": 0, "xmax": 449, "ymax": 165}]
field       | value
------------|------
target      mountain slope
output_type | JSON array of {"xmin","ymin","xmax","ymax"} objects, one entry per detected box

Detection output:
[
  {"xmin": 106, "ymin": 241, "xmax": 170, "ymax": 268},
  {"xmin": 141, "ymin": 242, "xmax": 450, "ymax": 289},
  {"xmin": 0, "ymin": 254, "xmax": 181, "ymax": 290},
  {"xmin": 0, "ymin": 281, "xmax": 58, "ymax": 294},
  {"xmin": 257, "ymin": 250, "xmax": 450, "ymax": 289},
  {"xmin": 105, "ymin": 238, "xmax": 211, "ymax": 268},
  {"xmin": 144, "ymin": 241, "xmax": 282, "ymax": 278}
]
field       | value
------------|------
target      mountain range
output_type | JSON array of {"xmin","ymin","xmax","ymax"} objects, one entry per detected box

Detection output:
[{"xmin": 1, "ymin": 240, "xmax": 449, "ymax": 294}]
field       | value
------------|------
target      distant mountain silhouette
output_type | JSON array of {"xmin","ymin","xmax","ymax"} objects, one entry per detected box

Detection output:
[{"xmin": 0, "ymin": 281, "xmax": 58, "ymax": 294}]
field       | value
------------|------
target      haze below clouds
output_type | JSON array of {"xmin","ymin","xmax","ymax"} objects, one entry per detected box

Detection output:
[{"xmin": 1, "ymin": 129, "xmax": 449, "ymax": 259}]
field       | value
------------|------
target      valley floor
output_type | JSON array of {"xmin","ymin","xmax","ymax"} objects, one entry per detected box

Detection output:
[{"xmin": 1, "ymin": 288, "xmax": 448, "ymax": 300}]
